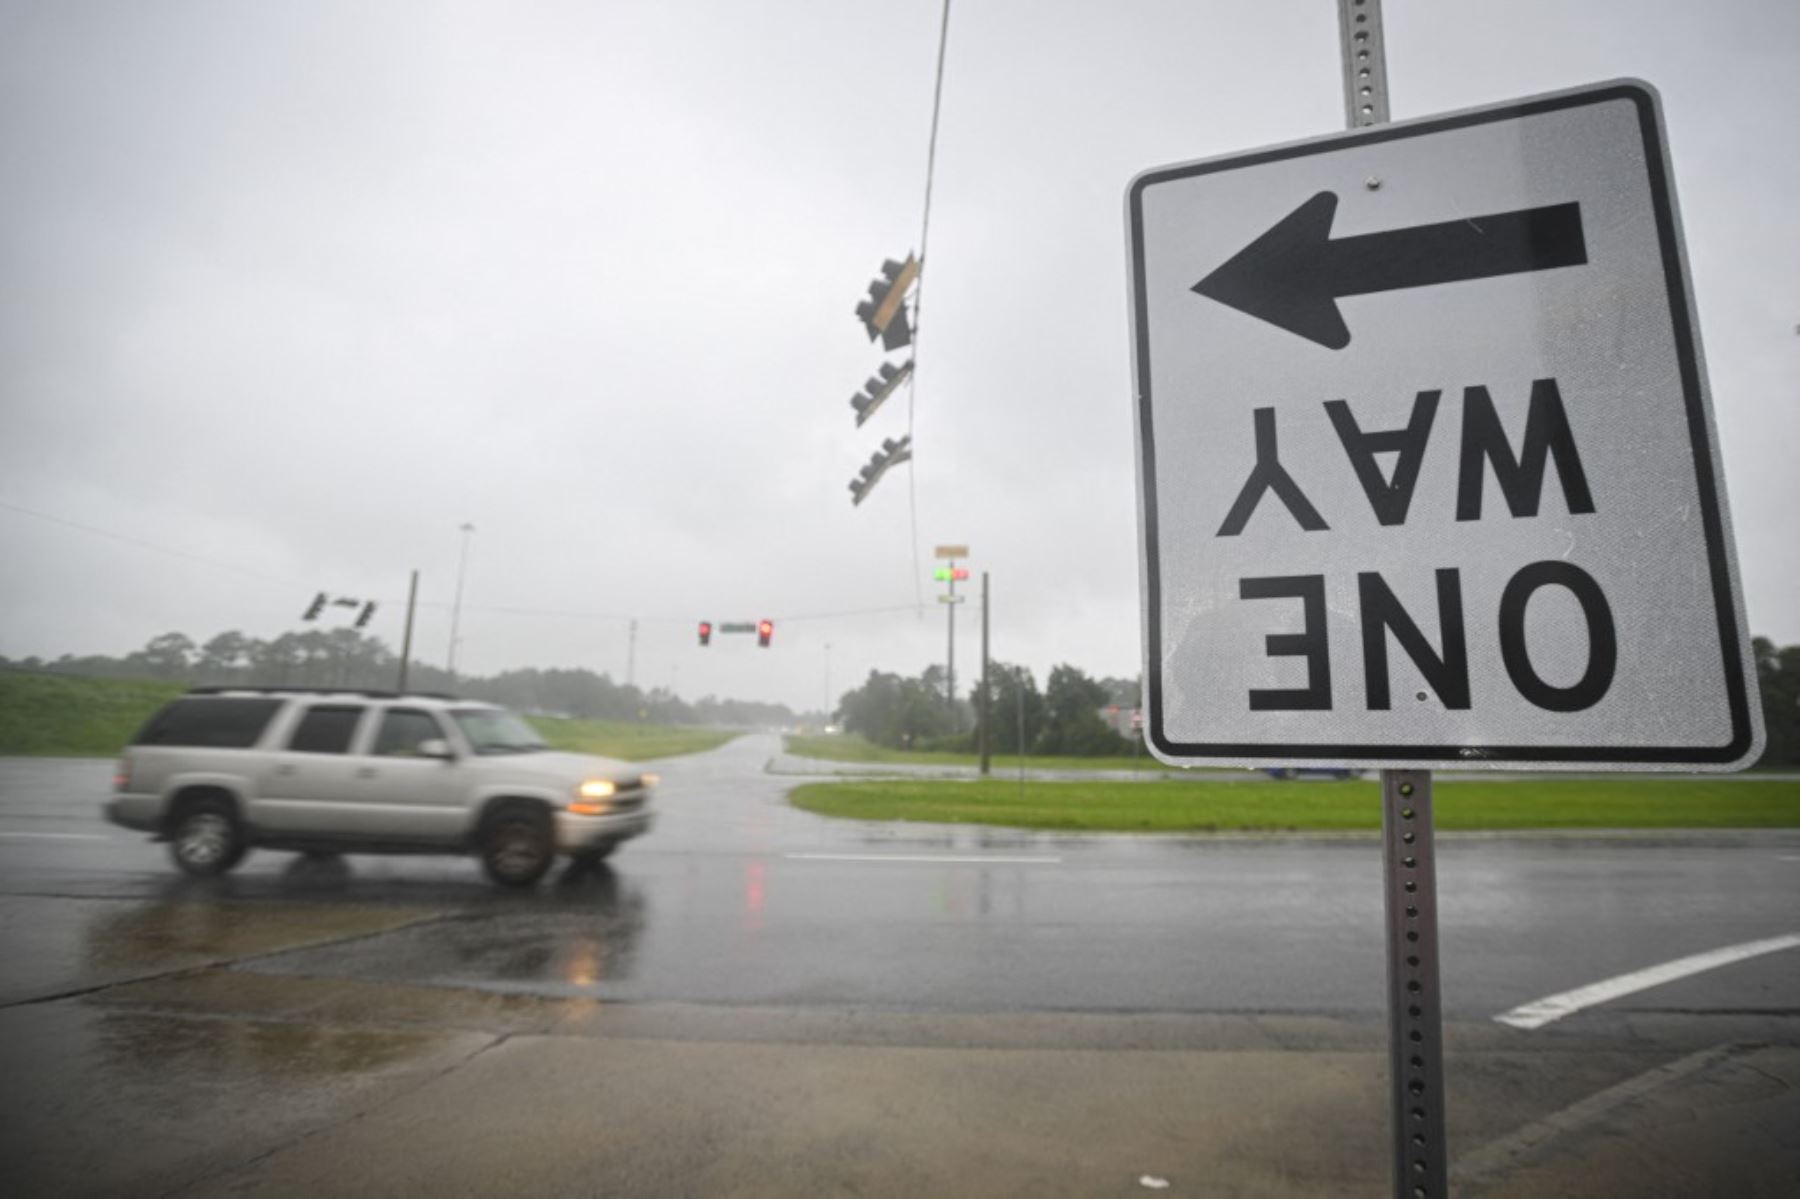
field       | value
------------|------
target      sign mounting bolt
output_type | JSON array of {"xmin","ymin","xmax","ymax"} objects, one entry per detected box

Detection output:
[{"xmin": 1365, "ymin": 175, "xmax": 1383, "ymax": 190}]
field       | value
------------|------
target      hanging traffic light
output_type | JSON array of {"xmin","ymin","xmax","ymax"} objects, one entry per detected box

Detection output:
[
  {"xmin": 355, "ymin": 601, "xmax": 377, "ymax": 628},
  {"xmin": 757, "ymin": 619, "xmax": 774, "ymax": 648},
  {"xmin": 848, "ymin": 435, "xmax": 913, "ymax": 506},
  {"xmin": 849, "ymin": 360, "xmax": 914, "ymax": 427},
  {"xmin": 302, "ymin": 592, "xmax": 327, "ymax": 621},
  {"xmin": 698, "ymin": 621, "xmax": 712, "ymax": 647},
  {"xmin": 853, "ymin": 255, "xmax": 919, "ymax": 351}
]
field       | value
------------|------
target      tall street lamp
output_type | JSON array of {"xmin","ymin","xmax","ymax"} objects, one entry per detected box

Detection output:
[{"xmin": 447, "ymin": 522, "xmax": 475, "ymax": 677}]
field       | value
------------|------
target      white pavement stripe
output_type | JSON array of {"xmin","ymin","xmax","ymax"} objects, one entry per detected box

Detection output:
[
  {"xmin": 1494, "ymin": 933, "xmax": 1800, "ymax": 1030},
  {"xmin": 0, "ymin": 831, "xmax": 109, "ymax": 841},
  {"xmin": 785, "ymin": 853, "xmax": 1062, "ymax": 865}
]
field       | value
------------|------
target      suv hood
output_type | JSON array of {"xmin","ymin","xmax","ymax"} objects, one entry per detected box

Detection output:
[{"xmin": 484, "ymin": 749, "xmax": 640, "ymax": 785}]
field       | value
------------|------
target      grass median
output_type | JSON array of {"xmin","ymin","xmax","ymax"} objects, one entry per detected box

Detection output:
[
  {"xmin": 784, "ymin": 732, "xmax": 1174, "ymax": 774},
  {"xmin": 0, "ymin": 669, "xmax": 738, "ymax": 761},
  {"xmin": 529, "ymin": 716, "xmax": 738, "ymax": 761},
  {"xmin": 788, "ymin": 776, "xmax": 1800, "ymax": 833}
]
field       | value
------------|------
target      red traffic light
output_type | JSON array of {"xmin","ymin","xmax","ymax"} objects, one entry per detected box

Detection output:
[
  {"xmin": 698, "ymin": 621, "xmax": 712, "ymax": 647},
  {"xmin": 757, "ymin": 619, "xmax": 773, "ymax": 648}
]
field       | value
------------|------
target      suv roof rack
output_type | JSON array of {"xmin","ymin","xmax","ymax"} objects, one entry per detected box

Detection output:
[{"xmin": 184, "ymin": 685, "xmax": 463, "ymax": 701}]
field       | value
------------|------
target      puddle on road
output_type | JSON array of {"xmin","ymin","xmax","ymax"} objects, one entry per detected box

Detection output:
[{"xmin": 0, "ymin": 894, "xmax": 442, "ymax": 1005}]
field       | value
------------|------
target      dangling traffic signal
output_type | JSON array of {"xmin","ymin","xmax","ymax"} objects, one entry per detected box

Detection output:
[
  {"xmin": 757, "ymin": 619, "xmax": 773, "ymax": 648},
  {"xmin": 302, "ymin": 592, "xmax": 327, "ymax": 621},
  {"xmin": 853, "ymin": 255, "xmax": 919, "ymax": 351},
  {"xmin": 848, "ymin": 435, "xmax": 913, "ymax": 506},
  {"xmin": 849, "ymin": 359, "xmax": 913, "ymax": 427},
  {"xmin": 698, "ymin": 621, "xmax": 712, "ymax": 647},
  {"xmin": 355, "ymin": 601, "xmax": 377, "ymax": 628}
]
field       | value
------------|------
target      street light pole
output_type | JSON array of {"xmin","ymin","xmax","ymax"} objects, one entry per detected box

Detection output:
[
  {"xmin": 397, "ymin": 569, "xmax": 419, "ymax": 692},
  {"xmin": 447, "ymin": 522, "xmax": 475, "ymax": 677}
]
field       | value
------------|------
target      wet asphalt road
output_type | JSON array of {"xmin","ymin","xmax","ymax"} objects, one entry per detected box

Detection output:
[
  {"xmin": 3, "ymin": 736, "xmax": 1799, "ymax": 1197},
  {"xmin": 2, "ymin": 734, "xmax": 1796, "ymax": 1021}
]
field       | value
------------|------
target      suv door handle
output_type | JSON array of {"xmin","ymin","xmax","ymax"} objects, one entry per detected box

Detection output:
[
  {"xmin": 275, "ymin": 765, "xmax": 296, "ymax": 777},
  {"xmin": 355, "ymin": 767, "xmax": 377, "ymax": 780}
]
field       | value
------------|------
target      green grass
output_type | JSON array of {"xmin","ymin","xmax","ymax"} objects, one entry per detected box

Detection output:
[
  {"xmin": 0, "ymin": 670, "xmax": 737, "ymax": 762},
  {"xmin": 527, "ymin": 716, "xmax": 738, "ymax": 761},
  {"xmin": 784, "ymin": 732, "xmax": 1175, "ymax": 774},
  {"xmin": 789, "ymin": 777, "xmax": 1800, "ymax": 832},
  {"xmin": 0, "ymin": 671, "xmax": 186, "ymax": 756}
]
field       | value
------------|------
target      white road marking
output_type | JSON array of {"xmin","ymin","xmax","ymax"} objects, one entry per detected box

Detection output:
[
  {"xmin": 0, "ymin": 831, "xmax": 108, "ymax": 841},
  {"xmin": 1494, "ymin": 933, "xmax": 1800, "ymax": 1030},
  {"xmin": 785, "ymin": 853, "xmax": 1062, "ymax": 865}
]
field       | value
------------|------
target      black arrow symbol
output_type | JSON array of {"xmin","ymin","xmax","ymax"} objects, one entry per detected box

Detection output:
[{"xmin": 1191, "ymin": 191, "xmax": 1587, "ymax": 350}]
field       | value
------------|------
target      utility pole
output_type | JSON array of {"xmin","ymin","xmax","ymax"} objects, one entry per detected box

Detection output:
[
  {"xmin": 979, "ymin": 572, "xmax": 991, "ymax": 775},
  {"xmin": 824, "ymin": 642, "xmax": 833, "ymax": 722},
  {"xmin": 626, "ymin": 619, "xmax": 638, "ymax": 689},
  {"xmin": 447, "ymin": 522, "xmax": 475, "ymax": 677},
  {"xmin": 946, "ymin": 568, "xmax": 956, "ymax": 712},
  {"xmin": 397, "ymin": 570, "xmax": 419, "ymax": 692}
]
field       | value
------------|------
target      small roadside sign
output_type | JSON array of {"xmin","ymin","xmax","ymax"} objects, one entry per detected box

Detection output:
[
  {"xmin": 1126, "ymin": 81, "xmax": 1760, "ymax": 771},
  {"xmin": 934, "ymin": 544, "xmax": 969, "ymax": 559}
]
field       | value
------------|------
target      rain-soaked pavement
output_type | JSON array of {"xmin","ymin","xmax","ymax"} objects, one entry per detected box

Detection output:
[{"xmin": 2, "ymin": 734, "xmax": 1797, "ymax": 1196}]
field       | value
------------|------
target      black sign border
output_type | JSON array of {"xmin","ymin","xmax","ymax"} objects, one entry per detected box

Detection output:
[{"xmin": 1129, "ymin": 81, "xmax": 1756, "ymax": 767}]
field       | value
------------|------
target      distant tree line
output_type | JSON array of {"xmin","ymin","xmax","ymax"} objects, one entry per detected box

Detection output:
[
  {"xmin": 1754, "ymin": 637, "xmax": 1800, "ymax": 767},
  {"xmin": 0, "ymin": 629, "xmax": 799, "ymax": 729},
  {"xmin": 834, "ymin": 661, "xmax": 1140, "ymax": 757},
  {"xmin": 831, "ymin": 639, "xmax": 1800, "ymax": 766}
]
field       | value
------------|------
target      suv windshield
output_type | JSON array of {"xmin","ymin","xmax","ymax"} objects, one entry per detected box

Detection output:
[{"xmin": 450, "ymin": 708, "xmax": 548, "ymax": 755}]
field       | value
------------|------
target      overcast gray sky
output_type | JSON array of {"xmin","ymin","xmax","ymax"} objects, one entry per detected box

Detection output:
[{"xmin": 2, "ymin": 0, "xmax": 1795, "ymax": 713}]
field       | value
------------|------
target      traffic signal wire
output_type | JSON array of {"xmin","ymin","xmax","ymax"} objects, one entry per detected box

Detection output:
[{"xmin": 905, "ymin": 0, "xmax": 954, "ymax": 612}]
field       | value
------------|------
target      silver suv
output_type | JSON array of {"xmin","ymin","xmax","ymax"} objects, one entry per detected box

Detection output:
[{"xmin": 105, "ymin": 688, "xmax": 655, "ymax": 887}]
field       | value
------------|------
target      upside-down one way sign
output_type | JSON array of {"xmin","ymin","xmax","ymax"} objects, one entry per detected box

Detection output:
[{"xmin": 1126, "ymin": 81, "xmax": 1762, "ymax": 771}]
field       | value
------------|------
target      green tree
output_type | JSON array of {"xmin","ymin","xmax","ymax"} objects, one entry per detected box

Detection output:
[
  {"xmin": 838, "ymin": 670, "xmax": 954, "ymax": 749},
  {"xmin": 1036, "ymin": 664, "xmax": 1126, "ymax": 756},
  {"xmin": 970, "ymin": 663, "xmax": 1045, "ymax": 755},
  {"xmin": 1753, "ymin": 636, "xmax": 1800, "ymax": 766},
  {"xmin": 140, "ymin": 632, "xmax": 196, "ymax": 679},
  {"xmin": 197, "ymin": 630, "xmax": 251, "ymax": 680}
]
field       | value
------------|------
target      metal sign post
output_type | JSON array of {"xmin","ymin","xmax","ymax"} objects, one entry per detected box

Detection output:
[
  {"xmin": 1340, "ymin": 6, "xmax": 1446, "ymax": 1195},
  {"xmin": 1127, "ymin": 2, "xmax": 1759, "ymax": 1195},
  {"xmin": 1380, "ymin": 770, "xmax": 1445, "ymax": 1197}
]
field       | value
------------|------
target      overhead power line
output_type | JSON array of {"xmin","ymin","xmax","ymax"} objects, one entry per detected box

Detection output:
[{"xmin": 906, "ymin": 0, "xmax": 955, "ymax": 610}]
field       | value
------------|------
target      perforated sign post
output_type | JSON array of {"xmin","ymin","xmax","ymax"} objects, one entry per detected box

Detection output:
[{"xmin": 1126, "ymin": 22, "xmax": 1761, "ymax": 1195}]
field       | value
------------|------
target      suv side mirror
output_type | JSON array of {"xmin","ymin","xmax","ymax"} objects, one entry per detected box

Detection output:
[{"xmin": 417, "ymin": 739, "xmax": 455, "ymax": 761}]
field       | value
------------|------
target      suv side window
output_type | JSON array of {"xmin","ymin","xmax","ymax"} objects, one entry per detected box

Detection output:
[
  {"xmin": 371, "ymin": 709, "xmax": 445, "ymax": 757},
  {"xmin": 133, "ymin": 698, "xmax": 284, "ymax": 749},
  {"xmin": 286, "ymin": 705, "xmax": 365, "ymax": 754}
]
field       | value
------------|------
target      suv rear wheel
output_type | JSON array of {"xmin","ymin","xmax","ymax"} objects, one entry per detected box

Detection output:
[
  {"xmin": 168, "ymin": 795, "xmax": 248, "ymax": 878},
  {"xmin": 480, "ymin": 804, "xmax": 555, "ymax": 888}
]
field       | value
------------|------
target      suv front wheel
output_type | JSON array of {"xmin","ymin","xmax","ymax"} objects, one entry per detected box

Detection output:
[
  {"xmin": 479, "ymin": 803, "xmax": 555, "ymax": 888},
  {"xmin": 168, "ymin": 795, "xmax": 249, "ymax": 878}
]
